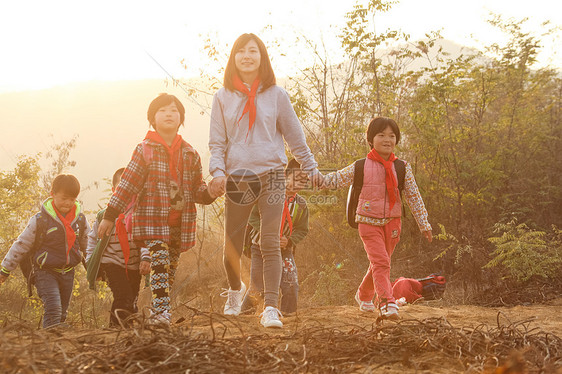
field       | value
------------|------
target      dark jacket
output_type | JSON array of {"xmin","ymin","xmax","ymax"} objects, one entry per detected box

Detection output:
[{"xmin": 0, "ymin": 198, "xmax": 89, "ymax": 276}]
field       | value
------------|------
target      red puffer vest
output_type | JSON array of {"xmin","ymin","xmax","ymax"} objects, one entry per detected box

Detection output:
[{"xmin": 356, "ymin": 158, "xmax": 402, "ymax": 219}]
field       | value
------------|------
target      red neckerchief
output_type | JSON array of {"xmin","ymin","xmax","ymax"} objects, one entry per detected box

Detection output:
[
  {"xmin": 115, "ymin": 213, "xmax": 131, "ymax": 278},
  {"xmin": 53, "ymin": 203, "xmax": 77, "ymax": 264},
  {"xmin": 144, "ymin": 131, "xmax": 183, "ymax": 183},
  {"xmin": 367, "ymin": 148, "xmax": 398, "ymax": 210},
  {"xmin": 280, "ymin": 194, "xmax": 295, "ymax": 237},
  {"xmin": 114, "ymin": 198, "xmax": 136, "ymax": 278},
  {"xmin": 232, "ymin": 74, "xmax": 260, "ymax": 138},
  {"xmin": 123, "ymin": 195, "xmax": 136, "ymax": 233}
]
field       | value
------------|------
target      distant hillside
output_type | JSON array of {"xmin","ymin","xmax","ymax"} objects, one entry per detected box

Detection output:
[{"xmin": 0, "ymin": 79, "xmax": 214, "ymax": 212}]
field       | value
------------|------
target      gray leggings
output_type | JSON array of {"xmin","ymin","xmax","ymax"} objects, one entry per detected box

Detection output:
[{"xmin": 223, "ymin": 169, "xmax": 285, "ymax": 308}]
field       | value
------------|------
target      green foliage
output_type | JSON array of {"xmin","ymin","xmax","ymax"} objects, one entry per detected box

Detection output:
[
  {"xmin": 485, "ymin": 220, "xmax": 562, "ymax": 283},
  {"xmin": 0, "ymin": 156, "xmax": 43, "ymax": 252},
  {"xmin": 278, "ymin": 6, "xmax": 562, "ymax": 301},
  {"xmin": 184, "ymin": 6, "xmax": 562, "ymax": 303},
  {"xmin": 0, "ymin": 137, "xmax": 117, "ymax": 328}
]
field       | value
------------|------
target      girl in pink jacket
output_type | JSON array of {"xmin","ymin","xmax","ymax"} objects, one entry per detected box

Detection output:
[{"xmin": 322, "ymin": 117, "xmax": 432, "ymax": 319}]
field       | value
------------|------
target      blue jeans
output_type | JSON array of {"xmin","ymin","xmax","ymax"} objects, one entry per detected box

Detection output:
[{"xmin": 34, "ymin": 268, "xmax": 75, "ymax": 328}]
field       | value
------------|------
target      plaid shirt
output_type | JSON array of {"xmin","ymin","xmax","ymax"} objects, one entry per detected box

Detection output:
[{"xmin": 105, "ymin": 138, "xmax": 214, "ymax": 252}]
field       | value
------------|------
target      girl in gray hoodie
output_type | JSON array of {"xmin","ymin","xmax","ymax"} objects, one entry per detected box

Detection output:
[{"xmin": 208, "ymin": 33, "xmax": 321, "ymax": 328}]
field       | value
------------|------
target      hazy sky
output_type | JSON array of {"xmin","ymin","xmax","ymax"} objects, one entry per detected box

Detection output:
[{"xmin": 1, "ymin": 0, "xmax": 560, "ymax": 93}]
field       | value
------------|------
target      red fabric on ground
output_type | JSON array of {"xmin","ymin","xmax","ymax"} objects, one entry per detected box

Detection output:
[{"xmin": 392, "ymin": 277, "xmax": 423, "ymax": 303}]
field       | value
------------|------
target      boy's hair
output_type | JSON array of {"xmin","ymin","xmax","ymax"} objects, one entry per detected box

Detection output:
[
  {"xmin": 51, "ymin": 174, "xmax": 80, "ymax": 197},
  {"xmin": 147, "ymin": 93, "xmax": 185, "ymax": 128},
  {"xmin": 285, "ymin": 158, "xmax": 301, "ymax": 176},
  {"xmin": 112, "ymin": 168, "xmax": 125, "ymax": 188},
  {"xmin": 224, "ymin": 33, "xmax": 276, "ymax": 92},
  {"xmin": 366, "ymin": 117, "xmax": 401, "ymax": 148}
]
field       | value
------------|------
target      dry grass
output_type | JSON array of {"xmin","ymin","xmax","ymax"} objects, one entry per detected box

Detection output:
[{"xmin": 1, "ymin": 305, "xmax": 560, "ymax": 374}]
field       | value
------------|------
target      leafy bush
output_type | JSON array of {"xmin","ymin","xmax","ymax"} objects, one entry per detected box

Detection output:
[{"xmin": 485, "ymin": 219, "xmax": 562, "ymax": 283}]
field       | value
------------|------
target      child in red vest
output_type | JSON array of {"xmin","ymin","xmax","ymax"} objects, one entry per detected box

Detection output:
[
  {"xmin": 321, "ymin": 117, "xmax": 432, "ymax": 319},
  {"xmin": 97, "ymin": 93, "xmax": 218, "ymax": 325}
]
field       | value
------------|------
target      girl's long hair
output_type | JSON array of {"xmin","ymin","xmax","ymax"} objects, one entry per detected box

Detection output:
[{"xmin": 224, "ymin": 33, "xmax": 276, "ymax": 92}]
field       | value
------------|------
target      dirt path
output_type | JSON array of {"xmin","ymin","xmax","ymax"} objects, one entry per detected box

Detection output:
[
  {"xmin": 180, "ymin": 297, "xmax": 562, "ymax": 338},
  {"xmin": 1, "ymin": 298, "xmax": 561, "ymax": 373}
]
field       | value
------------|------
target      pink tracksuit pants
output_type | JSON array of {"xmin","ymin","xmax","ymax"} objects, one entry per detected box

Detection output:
[{"xmin": 356, "ymin": 218, "xmax": 401, "ymax": 306}]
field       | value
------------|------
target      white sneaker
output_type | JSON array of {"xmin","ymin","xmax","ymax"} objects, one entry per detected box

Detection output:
[
  {"xmin": 147, "ymin": 311, "xmax": 171, "ymax": 326},
  {"xmin": 380, "ymin": 302, "xmax": 399, "ymax": 320},
  {"xmin": 355, "ymin": 291, "xmax": 376, "ymax": 312},
  {"xmin": 221, "ymin": 281, "xmax": 247, "ymax": 316},
  {"xmin": 396, "ymin": 297, "xmax": 407, "ymax": 307},
  {"xmin": 260, "ymin": 306, "xmax": 283, "ymax": 328}
]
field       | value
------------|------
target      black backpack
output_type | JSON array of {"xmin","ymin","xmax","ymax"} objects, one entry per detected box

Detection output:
[
  {"xmin": 417, "ymin": 274, "xmax": 447, "ymax": 300},
  {"xmin": 346, "ymin": 158, "xmax": 406, "ymax": 229}
]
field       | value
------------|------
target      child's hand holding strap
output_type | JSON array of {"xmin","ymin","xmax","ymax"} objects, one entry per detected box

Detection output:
[
  {"xmin": 97, "ymin": 219, "xmax": 115, "ymax": 239},
  {"xmin": 139, "ymin": 260, "xmax": 151, "ymax": 275}
]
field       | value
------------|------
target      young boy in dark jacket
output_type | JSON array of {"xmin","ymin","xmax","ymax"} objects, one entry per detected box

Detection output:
[
  {"xmin": 0, "ymin": 174, "xmax": 90, "ymax": 328},
  {"xmin": 241, "ymin": 159, "xmax": 309, "ymax": 315}
]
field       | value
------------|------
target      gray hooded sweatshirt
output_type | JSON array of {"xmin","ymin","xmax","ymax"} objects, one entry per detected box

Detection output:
[{"xmin": 209, "ymin": 84, "xmax": 318, "ymax": 178}]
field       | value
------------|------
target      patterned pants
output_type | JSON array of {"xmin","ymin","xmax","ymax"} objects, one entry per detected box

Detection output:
[{"xmin": 146, "ymin": 227, "xmax": 181, "ymax": 314}]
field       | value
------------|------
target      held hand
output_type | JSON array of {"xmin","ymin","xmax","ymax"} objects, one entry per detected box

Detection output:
[
  {"xmin": 97, "ymin": 219, "xmax": 114, "ymax": 239},
  {"xmin": 0, "ymin": 274, "xmax": 7, "ymax": 285},
  {"xmin": 209, "ymin": 176, "xmax": 227, "ymax": 198},
  {"xmin": 139, "ymin": 260, "xmax": 151, "ymax": 275},
  {"xmin": 309, "ymin": 170, "xmax": 325, "ymax": 190},
  {"xmin": 280, "ymin": 236, "xmax": 289, "ymax": 249},
  {"xmin": 423, "ymin": 230, "xmax": 433, "ymax": 243}
]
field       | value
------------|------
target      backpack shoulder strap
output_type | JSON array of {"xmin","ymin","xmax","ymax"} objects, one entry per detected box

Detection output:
[
  {"xmin": 353, "ymin": 158, "xmax": 366, "ymax": 189},
  {"xmin": 346, "ymin": 158, "xmax": 366, "ymax": 229},
  {"xmin": 78, "ymin": 213, "xmax": 87, "ymax": 241},
  {"xmin": 96, "ymin": 209, "xmax": 106, "ymax": 225},
  {"xmin": 141, "ymin": 139, "xmax": 153, "ymax": 165},
  {"xmin": 394, "ymin": 159, "xmax": 406, "ymax": 192},
  {"xmin": 32, "ymin": 212, "xmax": 47, "ymax": 252}
]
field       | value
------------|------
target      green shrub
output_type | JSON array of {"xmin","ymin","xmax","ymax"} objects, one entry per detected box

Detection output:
[{"xmin": 485, "ymin": 219, "xmax": 562, "ymax": 283}]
